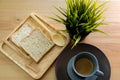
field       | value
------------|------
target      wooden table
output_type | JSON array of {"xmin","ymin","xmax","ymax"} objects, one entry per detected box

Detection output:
[{"xmin": 0, "ymin": 0, "xmax": 120, "ymax": 80}]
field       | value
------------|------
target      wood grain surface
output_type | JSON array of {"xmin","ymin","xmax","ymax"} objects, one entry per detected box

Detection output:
[{"xmin": 0, "ymin": 0, "xmax": 120, "ymax": 80}]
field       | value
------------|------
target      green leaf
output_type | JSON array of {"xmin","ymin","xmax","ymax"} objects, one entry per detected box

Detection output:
[
  {"xmin": 48, "ymin": 16, "xmax": 64, "ymax": 23},
  {"xmin": 60, "ymin": 30, "xmax": 69, "ymax": 33},
  {"xmin": 54, "ymin": 6, "xmax": 67, "ymax": 17},
  {"xmin": 72, "ymin": 36, "xmax": 81, "ymax": 49},
  {"xmin": 53, "ymin": 13, "xmax": 66, "ymax": 24},
  {"xmin": 92, "ymin": 29, "xmax": 108, "ymax": 35}
]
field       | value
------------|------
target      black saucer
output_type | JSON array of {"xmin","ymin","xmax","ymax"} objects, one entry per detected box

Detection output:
[{"xmin": 55, "ymin": 43, "xmax": 111, "ymax": 80}]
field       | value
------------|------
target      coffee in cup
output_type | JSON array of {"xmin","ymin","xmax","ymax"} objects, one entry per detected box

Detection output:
[
  {"xmin": 75, "ymin": 57, "xmax": 93, "ymax": 75},
  {"xmin": 72, "ymin": 52, "xmax": 104, "ymax": 78}
]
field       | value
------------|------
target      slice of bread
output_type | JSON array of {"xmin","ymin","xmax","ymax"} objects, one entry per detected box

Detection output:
[
  {"xmin": 20, "ymin": 29, "xmax": 54, "ymax": 62},
  {"xmin": 11, "ymin": 23, "xmax": 33, "ymax": 47}
]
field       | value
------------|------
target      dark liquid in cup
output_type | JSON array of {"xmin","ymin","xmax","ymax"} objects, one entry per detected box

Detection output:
[{"xmin": 75, "ymin": 58, "xmax": 93, "ymax": 75}]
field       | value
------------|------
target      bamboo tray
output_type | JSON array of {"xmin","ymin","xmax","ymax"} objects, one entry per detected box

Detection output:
[{"xmin": 0, "ymin": 13, "xmax": 70, "ymax": 79}]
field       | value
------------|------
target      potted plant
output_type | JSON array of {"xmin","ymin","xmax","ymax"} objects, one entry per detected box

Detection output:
[{"xmin": 51, "ymin": 0, "xmax": 108, "ymax": 48}]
